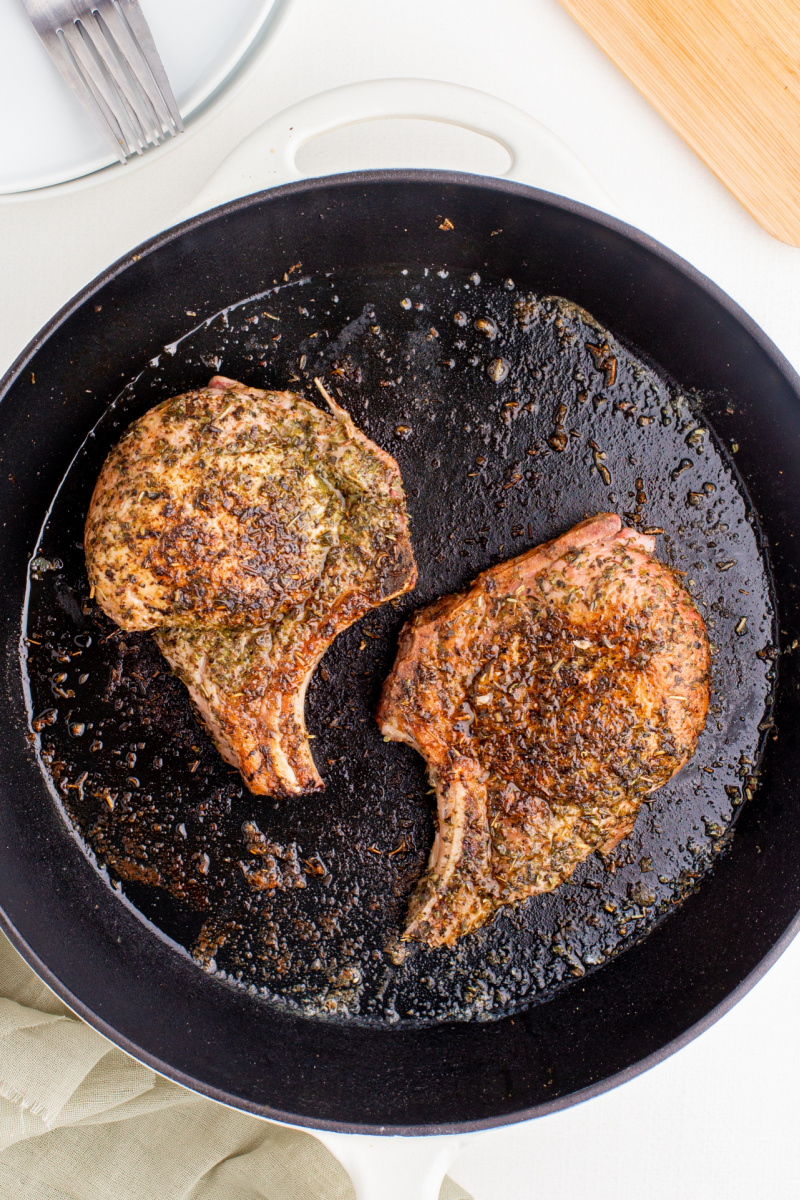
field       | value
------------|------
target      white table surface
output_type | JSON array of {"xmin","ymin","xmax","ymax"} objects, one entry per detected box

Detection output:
[{"xmin": 2, "ymin": 1, "xmax": 800, "ymax": 1197}]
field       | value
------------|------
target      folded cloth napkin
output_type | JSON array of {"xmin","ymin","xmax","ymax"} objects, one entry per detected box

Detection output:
[{"xmin": 0, "ymin": 931, "xmax": 470, "ymax": 1200}]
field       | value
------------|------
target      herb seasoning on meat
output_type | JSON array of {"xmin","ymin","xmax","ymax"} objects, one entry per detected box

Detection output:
[
  {"xmin": 84, "ymin": 375, "xmax": 417, "ymax": 795},
  {"xmin": 379, "ymin": 514, "xmax": 710, "ymax": 946}
]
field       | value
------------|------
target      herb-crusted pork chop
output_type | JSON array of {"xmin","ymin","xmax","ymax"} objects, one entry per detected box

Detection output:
[
  {"xmin": 378, "ymin": 514, "xmax": 710, "ymax": 947},
  {"xmin": 86, "ymin": 375, "xmax": 417, "ymax": 795}
]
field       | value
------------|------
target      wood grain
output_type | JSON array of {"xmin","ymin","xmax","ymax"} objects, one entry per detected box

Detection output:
[{"xmin": 557, "ymin": 0, "xmax": 800, "ymax": 244}]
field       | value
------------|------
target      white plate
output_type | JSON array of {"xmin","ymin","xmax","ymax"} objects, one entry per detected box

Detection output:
[{"xmin": 0, "ymin": 0, "xmax": 284, "ymax": 195}]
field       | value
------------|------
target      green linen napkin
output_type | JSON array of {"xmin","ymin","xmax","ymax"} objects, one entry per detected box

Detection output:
[{"xmin": 0, "ymin": 932, "xmax": 470, "ymax": 1200}]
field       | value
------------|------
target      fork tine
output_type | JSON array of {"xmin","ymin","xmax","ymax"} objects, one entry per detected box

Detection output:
[
  {"xmin": 79, "ymin": 8, "xmax": 161, "ymax": 148},
  {"xmin": 113, "ymin": 0, "xmax": 184, "ymax": 133},
  {"xmin": 60, "ymin": 18, "xmax": 143, "ymax": 157},
  {"xmin": 21, "ymin": 0, "xmax": 183, "ymax": 162},
  {"xmin": 30, "ymin": 24, "xmax": 128, "ymax": 162},
  {"xmin": 93, "ymin": 0, "xmax": 174, "ymax": 139}
]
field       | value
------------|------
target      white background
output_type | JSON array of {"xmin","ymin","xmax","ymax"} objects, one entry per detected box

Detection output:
[{"xmin": 2, "ymin": 0, "xmax": 800, "ymax": 1196}]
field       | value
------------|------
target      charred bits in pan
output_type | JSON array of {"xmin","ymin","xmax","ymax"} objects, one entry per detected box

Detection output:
[{"xmin": 23, "ymin": 269, "xmax": 775, "ymax": 1026}]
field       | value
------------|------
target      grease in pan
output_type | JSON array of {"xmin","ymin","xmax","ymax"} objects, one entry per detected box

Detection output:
[{"xmin": 24, "ymin": 271, "xmax": 773, "ymax": 1024}]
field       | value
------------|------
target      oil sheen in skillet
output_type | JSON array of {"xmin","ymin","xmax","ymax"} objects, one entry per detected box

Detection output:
[{"xmin": 23, "ymin": 267, "xmax": 775, "ymax": 1025}]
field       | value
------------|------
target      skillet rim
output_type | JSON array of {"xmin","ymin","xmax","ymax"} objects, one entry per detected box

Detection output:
[{"xmin": 1, "ymin": 167, "xmax": 799, "ymax": 1135}]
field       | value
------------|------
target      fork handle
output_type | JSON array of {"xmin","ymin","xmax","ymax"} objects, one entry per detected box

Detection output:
[{"xmin": 180, "ymin": 77, "xmax": 619, "ymax": 220}]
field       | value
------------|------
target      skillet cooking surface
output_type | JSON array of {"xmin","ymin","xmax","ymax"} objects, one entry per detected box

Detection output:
[
  {"xmin": 24, "ymin": 268, "xmax": 774, "ymax": 1025},
  {"xmin": 3, "ymin": 174, "xmax": 800, "ymax": 1128}
]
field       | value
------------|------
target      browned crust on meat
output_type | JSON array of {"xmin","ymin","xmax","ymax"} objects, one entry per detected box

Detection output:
[
  {"xmin": 86, "ymin": 376, "xmax": 417, "ymax": 796},
  {"xmin": 378, "ymin": 514, "xmax": 710, "ymax": 946},
  {"xmin": 86, "ymin": 376, "xmax": 415, "ymax": 631}
]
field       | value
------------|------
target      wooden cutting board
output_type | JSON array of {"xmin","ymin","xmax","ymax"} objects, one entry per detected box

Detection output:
[{"xmin": 557, "ymin": 0, "xmax": 800, "ymax": 245}]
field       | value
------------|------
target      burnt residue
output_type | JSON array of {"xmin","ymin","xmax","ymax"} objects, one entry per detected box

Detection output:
[{"xmin": 23, "ymin": 271, "xmax": 776, "ymax": 1025}]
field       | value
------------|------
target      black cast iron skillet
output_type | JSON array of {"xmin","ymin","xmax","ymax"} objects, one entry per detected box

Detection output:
[{"xmin": 2, "ymin": 171, "xmax": 800, "ymax": 1134}]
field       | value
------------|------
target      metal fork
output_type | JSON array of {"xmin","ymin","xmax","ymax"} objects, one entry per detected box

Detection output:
[{"xmin": 21, "ymin": 0, "xmax": 183, "ymax": 164}]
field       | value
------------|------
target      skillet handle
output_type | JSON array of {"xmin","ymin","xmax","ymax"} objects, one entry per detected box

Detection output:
[
  {"xmin": 179, "ymin": 76, "xmax": 593, "ymax": 1199},
  {"xmin": 181, "ymin": 77, "xmax": 619, "ymax": 219},
  {"xmin": 310, "ymin": 1129, "xmax": 466, "ymax": 1200}
]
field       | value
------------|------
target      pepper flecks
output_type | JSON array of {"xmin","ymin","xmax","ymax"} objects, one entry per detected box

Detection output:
[
  {"xmin": 86, "ymin": 377, "xmax": 417, "ymax": 795},
  {"xmin": 379, "ymin": 513, "xmax": 711, "ymax": 948}
]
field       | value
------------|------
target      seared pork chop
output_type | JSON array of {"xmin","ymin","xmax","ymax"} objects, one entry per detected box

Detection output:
[
  {"xmin": 378, "ymin": 514, "xmax": 710, "ymax": 947},
  {"xmin": 86, "ymin": 376, "xmax": 417, "ymax": 795}
]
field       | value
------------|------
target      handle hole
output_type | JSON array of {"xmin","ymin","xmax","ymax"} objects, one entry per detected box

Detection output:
[{"xmin": 295, "ymin": 118, "xmax": 511, "ymax": 177}]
